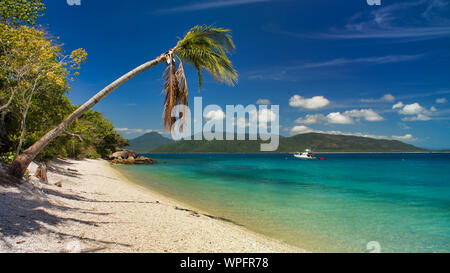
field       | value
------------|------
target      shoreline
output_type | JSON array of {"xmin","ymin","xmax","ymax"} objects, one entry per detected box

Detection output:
[
  {"xmin": 109, "ymin": 166, "xmax": 249, "ymax": 231},
  {"xmin": 144, "ymin": 151, "xmax": 448, "ymax": 154},
  {"xmin": 0, "ymin": 159, "xmax": 306, "ymax": 253}
]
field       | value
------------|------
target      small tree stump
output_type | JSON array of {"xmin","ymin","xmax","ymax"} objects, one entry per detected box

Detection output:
[{"xmin": 35, "ymin": 163, "xmax": 48, "ymax": 183}]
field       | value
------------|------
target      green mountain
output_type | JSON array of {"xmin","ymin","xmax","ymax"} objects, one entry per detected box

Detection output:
[
  {"xmin": 128, "ymin": 132, "xmax": 173, "ymax": 152},
  {"xmin": 150, "ymin": 133, "xmax": 427, "ymax": 153}
]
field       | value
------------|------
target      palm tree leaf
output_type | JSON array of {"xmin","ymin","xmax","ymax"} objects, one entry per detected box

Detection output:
[
  {"xmin": 176, "ymin": 60, "xmax": 188, "ymax": 106},
  {"xmin": 162, "ymin": 57, "xmax": 179, "ymax": 131},
  {"xmin": 175, "ymin": 60, "xmax": 189, "ymax": 132},
  {"xmin": 175, "ymin": 25, "xmax": 238, "ymax": 89}
]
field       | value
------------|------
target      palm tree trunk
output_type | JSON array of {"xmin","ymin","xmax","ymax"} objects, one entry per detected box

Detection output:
[{"xmin": 8, "ymin": 52, "xmax": 169, "ymax": 179}]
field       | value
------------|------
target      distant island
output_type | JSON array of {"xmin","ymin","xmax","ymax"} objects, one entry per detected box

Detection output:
[
  {"xmin": 129, "ymin": 132, "xmax": 429, "ymax": 153},
  {"xmin": 127, "ymin": 132, "xmax": 174, "ymax": 152}
]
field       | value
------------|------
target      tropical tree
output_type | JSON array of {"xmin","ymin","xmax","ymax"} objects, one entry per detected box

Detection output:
[
  {"xmin": 8, "ymin": 25, "xmax": 238, "ymax": 179},
  {"xmin": 0, "ymin": 0, "xmax": 45, "ymax": 26},
  {"xmin": 0, "ymin": 24, "xmax": 87, "ymax": 156}
]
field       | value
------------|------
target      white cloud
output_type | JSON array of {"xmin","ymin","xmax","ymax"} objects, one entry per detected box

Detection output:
[
  {"xmin": 392, "ymin": 134, "xmax": 417, "ymax": 141},
  {"xmin": 393, "ymin": 101, "xmax": 404, "ymax": 109},
  {"xmin": 204, "ymin": 109, "xmax": 226, "ymax": 121},
  {"xmin": 399, "ymin": 103, "xmax": 426, "ymax": 115},
  {"xmin": 430, "ymin": 106, "xmax": 437, "ymax": 112},
  {"xmin": 361, "ymin": 93, "xmax": 396, "ymax": 103},
  {"xmin": 289, "ymin": 95, "xmax": 330, "ymax": 109},
  {"xmin": 314, "ymin": 1, "xmax": 450, "ymax": 41},
  {"xmin": 291, "ymin": 125, "xmax": 314, "ymax": 134},
  {"xmin": 382, "ymin": 94, "xmax": 396, "ymax": 102},
  {"xmin": 397, "ymin": 102, "xmax": 432, "ymax": 122},
  {"xmin": 326, "ymin": 112, "xmax": 354, "ymax": 124},
  {"xmin": 343, "ymin": 109, "xmax": 384, "ymax": 122},
  {"xmin": 436, "ymin": 98, "xmax": 447, "ymax": 104},
  {"xmin": 290, "ymin": 126, "xmax": 417, "ymax": 142},
  {"xmin": 303, "ymin": 56, "xmax": 422, "ymax": 68},
  {"xmin": 116, "ymin": 128, "xmax": 159, "ymax": 134},
  {"xmin": 399, "ymin": 123, "xmax": 411, "ymax": 130},
  {"xmin": 401, "ymin": 114, "xmax": 431, "ymax": 121},
  {"xmin": 295, "ymin": 109, "xmax": 383, "ymax": 125},
  {"xmin": 295, "ymin": 114, "xmax": 326, "ymax": 124},
  {"xmin": 256, "ymin": 99, "xmax": 271, "ymax": 105},
  {"xmin": 155, "ymin": 0, "xmax": 270, "ymax": 14}
]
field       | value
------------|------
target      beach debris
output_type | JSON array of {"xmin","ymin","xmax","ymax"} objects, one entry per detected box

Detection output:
[
  {"xmin": 175, "ymin": 206, "xmax": 200, "ymax": 217},
  {"xmin": 55, "ymin": 181, "xmax": 63, "ymax": 188},
  {"xmin": 35, "ymin": 163, "xmax": 49, "ymax": 183}
]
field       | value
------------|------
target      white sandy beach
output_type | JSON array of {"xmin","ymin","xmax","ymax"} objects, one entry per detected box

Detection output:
[{"xmin": 0, "ymin": 159, "xmax": 305, "ymax": 253}]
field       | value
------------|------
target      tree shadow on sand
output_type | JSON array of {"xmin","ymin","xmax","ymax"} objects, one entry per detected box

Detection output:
[{"xmin": 0, "ymin": 185, "xmax": 131, "ymax": 252}]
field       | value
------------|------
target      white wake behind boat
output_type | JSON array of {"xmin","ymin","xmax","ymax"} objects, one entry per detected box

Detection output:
[{"xmin": 294, "ymin": 149, "xmax": 316, "ymax": 160}]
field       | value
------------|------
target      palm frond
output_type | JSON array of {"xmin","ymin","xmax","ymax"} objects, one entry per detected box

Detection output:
[
  {"xmin": 175, "ymin": 25, "xmax": 238, "ymax": 89},
  {"xmin": 176, "ymin": 60, "xmax": 189, "ymax": 132},
  {"xmin": 162, "ymin": 57, "xmax": 179, "ymax": 131},
  {"xmin": 176, "ymin": 60, "xmax": 188, "ymax": 107}
]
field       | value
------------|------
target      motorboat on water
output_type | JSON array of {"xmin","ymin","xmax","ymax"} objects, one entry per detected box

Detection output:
[{"xmin": 294, "ymin": 149, "xmax": 316, "ymax": 160}]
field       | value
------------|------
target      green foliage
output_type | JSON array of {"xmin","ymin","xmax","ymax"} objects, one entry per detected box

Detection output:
[
  {"xmin": 175, "ymin": 25, "xmax": 238, "ymax": 89},
  {"xmin": 162, "ymin": 25, "xmax": 238, "ymax": 131},
  {"xmin": 0, "ymin": 15, "xmax": 124, "ymax": 163},
  {"xmin": 0, "ymin": 0, "xmax": 45, "ymax": 25},
  {"xmin": 69, "ymin": 48, "xmax": 88, "ymax": 71},
  {"xmin": 64, "ymin": 108, "xmax": 129, "ymax": 159},
  {"xmin": 0, "ymin": 23, "xmax": 88, "ymax": 158},
  {"xmin": 22, "ymin": 107, "xmax": 129, "ymax": 162},
  {"xmin": 0, "ymin": 151, "xmax": 14, "ymax": 163},
  {"xmin": 87, "ymin": 151, "xmax": 101, "ymax": 159}
]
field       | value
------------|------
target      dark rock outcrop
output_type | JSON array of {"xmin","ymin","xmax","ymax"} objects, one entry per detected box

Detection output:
[
  {"xmin": 108, "ymin": 150, "xmax": 138, "ymax": 160},
  {"xmin": 111, "ymin": 156, "xmax": 156, "ymax": 165},
  {"xmin": 108, "ymin": 150, "xmax": 156, "ymax": 165}
]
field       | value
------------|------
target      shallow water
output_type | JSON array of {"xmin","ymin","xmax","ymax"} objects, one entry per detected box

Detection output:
[{"xmin": 115, "ymin": 153, "xmax": 450, "ymax": 253}]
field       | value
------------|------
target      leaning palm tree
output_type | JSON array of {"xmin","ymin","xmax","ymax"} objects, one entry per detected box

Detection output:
[{"xmin": 8, "ymin": 25, "xmax": 238, "ymax": 179}]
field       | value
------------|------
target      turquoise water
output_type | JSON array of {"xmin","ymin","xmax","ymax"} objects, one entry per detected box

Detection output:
[{"xmin": 115, "ymin": 153, "xmax": 450, "ymax": 253}]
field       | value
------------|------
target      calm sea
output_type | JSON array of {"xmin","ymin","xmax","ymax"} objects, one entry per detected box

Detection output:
[{"xmin": 114, "ymin": 153, "xmax": 450, "ymax": 253}]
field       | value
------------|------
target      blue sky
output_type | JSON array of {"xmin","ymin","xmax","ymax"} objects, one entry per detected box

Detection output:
[{"xmin": 40, "ymin": 0, "xmax": 450, "ymax": 149}]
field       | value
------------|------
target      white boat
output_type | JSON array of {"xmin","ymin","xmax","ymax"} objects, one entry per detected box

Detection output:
[{"xmin": 294, "ymin": 149, "xmax": 316, "ymax": 160}]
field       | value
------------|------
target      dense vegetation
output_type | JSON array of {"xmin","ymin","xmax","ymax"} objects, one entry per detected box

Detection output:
[
  {"xmin": 149, "ymin": 133, "xmax": 427, "ymax": 153},
  {"xmin": 0, "ymin": 0, "xmax": 127, "ymax": 164}
]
